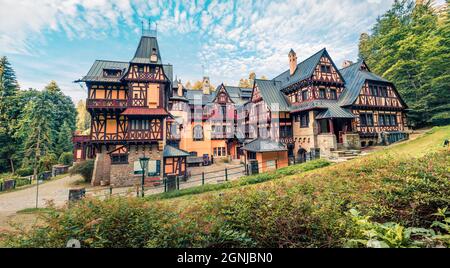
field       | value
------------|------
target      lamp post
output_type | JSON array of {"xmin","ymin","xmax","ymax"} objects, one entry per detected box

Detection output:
[{"xmin": 139, "ymin": 155, "xmax": 149, "ymax": 198}]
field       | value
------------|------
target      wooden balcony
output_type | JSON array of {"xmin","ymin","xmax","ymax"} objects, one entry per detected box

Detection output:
[
  {"xmin": 87, "ymin": 99, "xmax": 127, "ymax": 109},
  {"xmin": 125, "ymin": 130, "xmax": 163, "ymax": 141}
]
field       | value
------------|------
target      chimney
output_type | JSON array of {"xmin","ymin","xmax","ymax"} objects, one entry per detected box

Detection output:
[
  {"xmin": 289, "ymin": 49, "xmax": 297, "ymax": 76},
  {"xmin": 202, "ymin": 76, "xmax": 211, "ymax": 95},
  {"xmin": 342, "ymin": 60, "xmax": 354, "ymax": 68},
  {"xmin": 177, "ymin": 79, "xmax": 183, "ymax": 97}
]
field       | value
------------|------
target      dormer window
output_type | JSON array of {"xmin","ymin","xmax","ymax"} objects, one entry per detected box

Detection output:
[
  {"xmin": 150, "ymin": 48, "xmax": 158, "ymax": 63},
  {"xmin": 103, "ymin": 69, "xmax": 122, "ymax": 77}
]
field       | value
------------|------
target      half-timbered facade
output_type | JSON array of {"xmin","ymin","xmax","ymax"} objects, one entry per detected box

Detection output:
[{"xmin": 244, "ymin": 48, "xmax": 408, "ymax": 164}]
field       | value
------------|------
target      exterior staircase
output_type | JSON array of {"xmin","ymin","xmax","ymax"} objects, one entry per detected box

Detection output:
[{"xmin": 329, "ymin": 149, "xmax": 362, "ymax": 162}]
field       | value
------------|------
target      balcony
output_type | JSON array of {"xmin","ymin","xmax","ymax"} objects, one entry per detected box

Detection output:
[{"xmin": 87, "ymin": 99, "xmax": 127, "ymax": 109}]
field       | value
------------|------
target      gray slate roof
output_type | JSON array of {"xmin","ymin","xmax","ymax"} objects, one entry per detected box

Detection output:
[
  {"xmin": 315, "ymin": 104, "xmax": 356, "ymax": 119},
  {"xmin": 242, "ymin": 138, "xmax": 287, "ymax": 153},
  {"xmin": 185, "ymin": 90, "xmax": 215, "ymax": 106},
  {"xmin": 222, "ymin": 86, "xmax": 252, "ymax": 105},
  {"xmin": 163, "ymin": 64, "xmax": 173, "ymax": 84},
  {"xmin": 291, "ymin": 99, "xmax": 340, "ymax": 113},
  {"xmin": 163, "ymin": 145, "xmax": 190, "ymax": 158},
  {"xmin": 254, "ymin": 79, "xmax": 290, "ymax": 111},
  {"xmin": 131, "ymin": 36, "xmax": 162, "ymax": 64},
  {"xmin": 79, "ymin": 60, "xmax": 129, "ymax": 83},
  {"xmin": 339, "ymin": 60, "xmax": 390, "ymax": 106},
  {"xmin": 273, "ymin": 48, "xmax": 326, "ymax": 89}
]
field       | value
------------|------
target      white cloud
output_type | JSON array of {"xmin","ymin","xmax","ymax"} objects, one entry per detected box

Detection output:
[{"xmin": 1, "ymin": 0, "xmax": 408, "ymax": 91}]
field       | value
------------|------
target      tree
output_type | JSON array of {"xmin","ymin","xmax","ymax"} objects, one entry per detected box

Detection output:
[
  {"xmin": 0, "ymin": 56, "xmax": 20, "ymax": 173},
  {"xmin": 192, "ymin": 80, "xmax": 203, "ymax": 90},
  {"xmin": 55, "ymin": 121, "xmax": 74, "ymax": 157},
  {"xmin": 185, "ymin": 81, "xmax": 192, "ymax": 89},
  {"xmin": 358, "ymin": 0, "xmax": 449, "ymax": 127},
  {"xmin": 16, "ymin": 92, "xmax": 54, "ymax": 179},
  {"xmin": 43, "ymin": 81, "xmax": 77, "ymax": 152},
  {"xmin": 76, "ymin": 100, "xmax": 90, "ymax": 134}
]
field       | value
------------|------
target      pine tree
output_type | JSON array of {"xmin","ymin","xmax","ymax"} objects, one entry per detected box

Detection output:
[
  {"xmin": 0, "ymin": 56, "xmax": 20, "ymax": 173},
  {"xmin": 55, "ymin": 121, "xmax": 74, "ymax": 157},
  {"xmin": 16, "ymin": 92, "xmax": 54, "ymax": 178},
  {"xmin": 43, "ymin": 81, "xmax": 76, "ymax": 152},
  {"xmin": 358, "ymin": 0, "xmax": 449, "ymax": 127}
]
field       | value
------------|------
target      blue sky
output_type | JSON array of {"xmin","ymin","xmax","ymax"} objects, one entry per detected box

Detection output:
[{"xmin": 0, "ymin": 0, "xmax": 445, "ymax": 103}]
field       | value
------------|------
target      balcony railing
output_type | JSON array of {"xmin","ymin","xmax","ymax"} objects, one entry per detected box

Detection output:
[{"xmin": 87, "ymin": 99, "xmax": 127, "ymax": 109}]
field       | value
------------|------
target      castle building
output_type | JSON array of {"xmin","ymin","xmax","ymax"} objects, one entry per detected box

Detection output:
[{"xmin": 73, "ymin": 31, "xmax": 409, "ymax": 185}]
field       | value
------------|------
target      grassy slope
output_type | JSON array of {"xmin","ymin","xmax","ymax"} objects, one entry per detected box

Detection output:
[
  {"xmin": 3, "ymin": 126, "xmax": 449, "ymax": 248},
  {"xmin": 160, "ymin": 126, "xmax": 450, "ymax": 208}
]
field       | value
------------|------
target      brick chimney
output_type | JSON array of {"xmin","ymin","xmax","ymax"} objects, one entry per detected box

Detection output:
[
  {"xmin": 289, "ymin": 49, "xmax": 297, "ymax": 76},
  {"xmin": 177, "ymin": 79, "xmax": 183, "ymax": 97},
  {"xmin": 342, "ymin": 60, "xmax": 354, "ymax": 68}
]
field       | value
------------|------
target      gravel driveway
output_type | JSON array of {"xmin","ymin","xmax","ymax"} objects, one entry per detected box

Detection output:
[{"xmin": 0, "ymin": 175, "xmax": 81, "ymax": 230}]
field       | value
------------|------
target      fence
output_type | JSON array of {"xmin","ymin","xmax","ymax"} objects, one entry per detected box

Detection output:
[
  {"xmin": 83, "ymin": 158, "xmax": 296, "ymax": 199},
  {"xmin": 0, "ymin": 170, "xmax": 59, "ymax": 192}
]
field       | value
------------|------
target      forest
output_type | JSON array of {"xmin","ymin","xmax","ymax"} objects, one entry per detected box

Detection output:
[
  {"xmin": 359, "ymin": 0, "xmax": 449, "ymax": 127},
  {"xmin": 0, "ymin": 56, "xmax": 77, "ymax": 177}
]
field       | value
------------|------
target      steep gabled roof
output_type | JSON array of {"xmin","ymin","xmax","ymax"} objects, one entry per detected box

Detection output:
[
  {"xmin": 254, "ymin": 79, "xmax": 290, "ymax": 112},
  {"xmin": 163, "ymin": 64, "xmax": 173, "ymax": 84},
  {"xmin": 213, "ymin": 85, "xmax": 252, "ymax": 105},
  {"xmin": 339, "ymin": 60, "xmax": 390, "ymax": 106},
  {"xmin": 273, "ymin": 48, "xmax": 326, "ymax": 89},
  {"xmin": 131, "ymin": 36, "xmax": 162, "ymax": 64},
  {"xmin": 78, "ymin": 60, "xmax": 129, "ymax": 83},
  {"xmin": 315, "ymin": 104, "xmax": 356, "ymax": 119}
]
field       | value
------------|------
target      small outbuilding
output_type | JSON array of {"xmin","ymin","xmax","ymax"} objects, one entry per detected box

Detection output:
[{"xmin": 242, "ymin": 138, "xmax": 289, "ymax": 173}]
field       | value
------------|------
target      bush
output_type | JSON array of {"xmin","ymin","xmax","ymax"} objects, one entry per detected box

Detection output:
[
  {"xmin": 39, "ymin": 153, "xmax": 58, "ymax": 172},
  {"xmin": 4, "ymin": 149, "xmax": 449, "ymax": 248},
  {"xmin": 15, "ymin": 168, "xmax": 34, "ymax": 177},
  {"xmin": 70, "ymin": 160, "xmax": 94, "ymax": 183},
  {"xmin": 58, "ymin": 152, "xmax": 74, "ymax": 166}
]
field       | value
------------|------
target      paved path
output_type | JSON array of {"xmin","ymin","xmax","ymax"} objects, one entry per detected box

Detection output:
[{"xmin": 0, "ymin": 175, "xmax": 81, "ymax": 230}]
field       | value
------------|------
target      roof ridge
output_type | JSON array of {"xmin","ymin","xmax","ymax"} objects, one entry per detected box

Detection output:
[
  {"xmin": 94, "ymin": 59, "xmax": 129, "ymax": 64},
  {"xmin": 273, "ymin": 48, "xmax": 326, "ymax": 81},
  {"xmin": 339, "ymin": 59, "xmax": 363, "ymax": 71}
]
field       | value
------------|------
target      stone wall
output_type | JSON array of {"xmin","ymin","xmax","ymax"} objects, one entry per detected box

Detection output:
[
  {"xmin": 110, "ymin": 144, "xmax": 163, "ymax": 187},
  {"xmin": 317, "ymin": 133, "xmax": 337, "ymax": 158},
  {"xmin": 92, "ymin": 152, "xmax": 111, "ymax": 186},
  {"xmin": 342, "ymin": 133, "xmax": 361, "ymax": 150}
]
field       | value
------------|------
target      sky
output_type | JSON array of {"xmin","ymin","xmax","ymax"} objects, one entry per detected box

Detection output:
[{"xmin": 0, "ymin": 0, "xmax": 445, "ymax": 103}]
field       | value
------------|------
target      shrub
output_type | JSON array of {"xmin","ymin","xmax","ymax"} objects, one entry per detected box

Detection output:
[
  {"xmin": 70, "ymin": 160, "xmax": 94, "ymax": 183},
  {"xmin": 58, "ymin": 152, "xmax": 74, "ymax": 166},
  {"xmin": 39, "ymin": 153, "xmax": 58, "ymax": 172},
  {"xmin": 15, "ymin": 168, "xmax": 34, "ymax": 177}
]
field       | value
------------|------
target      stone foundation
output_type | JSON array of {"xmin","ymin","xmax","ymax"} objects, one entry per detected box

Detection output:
[
  {"xmin": 317, "ymin": 133, "xmax": 337, "ymax": 158},
  {"xmin": 110, "ymin": 144, "xmax": 163, "ymax": 187},
  {"xmin": 342, "ymin": 133, "xmax": 361, "ymax": 150},
  {"xmin": 92, "ymin": 153, "xmax": 111, "ymax": 186}
]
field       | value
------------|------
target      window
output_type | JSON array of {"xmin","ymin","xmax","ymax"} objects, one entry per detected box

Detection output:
[
  {"xmin": 330, "ymin": 89, "xmax": 337, "ymax": 100},
  {"xmin": 391, "ymin": 115, "xmax": 397, "ymax": 126},
  {"xmin": 319, "ymin": 88, "xmax": 326, "ymax": 99},
  {"xmin": 103, "ymin": 69, "xmax": 122, "ymax": 77},
  {"xmin": 302, "ymin": 90, "xmax": 308, "ymax": 101},
  {"xmin": 131, "ymin": 120, "xmax": 150, "ymax": 130},
  {"xmin": 213, "ymin": 147, "xmax": 226, "ymax": 157},
  {"xmin": 300, "ymin": 112, "xmax": 309, "ymax": 128},
  {"xmin": 360, "ymin": 113, "xmax": 374, "ymax": 126},
  {"xmin": 370, "ymin": 86, "xmax": 378, "ymax": 96},
  {"xmin": 138, "ymin": 66, "xmax": 144, "ymax": 73},
  {"xmin": 133, "ymin": 160, "xmax": 160, "ymax": 176},
  {"xmin": 193, "ymin": 125, "xmax": 204, "ymax": 141},
  {"xmin": 320, "ymin": 65, "xmax": 331, "ymax": 73},
  {"xmin": 379, "ymin": 114, "xmax": 385, "ymax": 126},
  {"xmin": 380, "ymin": 87, "xmax": 388, "ymax": 97},
  {"xmin": 111, "ymin": 154, "xmax": 128, "ymax": 164}
]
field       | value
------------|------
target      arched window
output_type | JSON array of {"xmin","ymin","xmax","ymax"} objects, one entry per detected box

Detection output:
[{"xmin": 193, "ymin": 125, "xmax": 204, "ymax": 141}]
